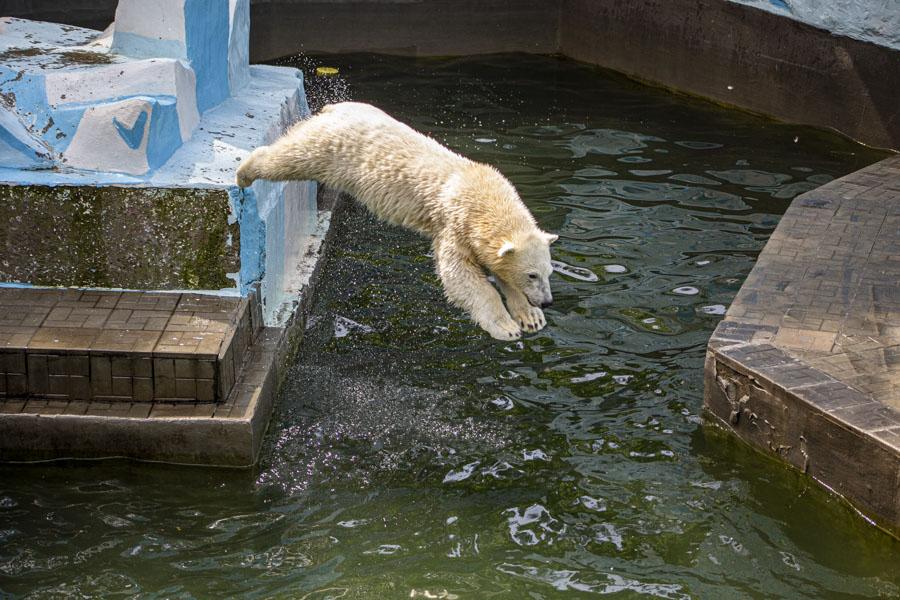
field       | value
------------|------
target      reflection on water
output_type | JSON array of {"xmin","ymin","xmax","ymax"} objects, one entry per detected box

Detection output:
[{"xmin": 1, "ymin": 54, "xmax": 896, "ymax": 598}]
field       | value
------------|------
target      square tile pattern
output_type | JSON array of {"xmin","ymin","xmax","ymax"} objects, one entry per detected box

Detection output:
[
  {"xmin": 0, "ymin": 290, "xmax": 257, "ymax": 403},
  {"xmin": 716, "ymin": 155, "xmax": 900, "ymax": 415}
]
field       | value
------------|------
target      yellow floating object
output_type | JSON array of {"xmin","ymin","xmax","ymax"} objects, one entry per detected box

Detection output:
[{"xmin": 315, "ymin": 67, "xmax": 339, "ymax": 77}]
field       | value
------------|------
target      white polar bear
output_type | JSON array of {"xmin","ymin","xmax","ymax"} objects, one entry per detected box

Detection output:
[{"xmin": 236, "ymin": 102, "xmax": 557, "ymax": 340}]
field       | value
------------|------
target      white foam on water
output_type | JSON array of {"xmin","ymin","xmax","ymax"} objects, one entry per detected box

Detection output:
[
  {"xmin": 672, "ymin": 286, "xmax": 699, "ymax": 295},
  {"xmin": 443, "ymin": 461, "xmax": 480, "ymax": 484},
  {"xmin": 333, "ymin": 315, "xmax": 374, "ymax": 338},
  {"xmin": 699, "ymin": 304, "xmax": 727, "ymax": 315},
  {"xmin": 604, "ymin": 264, "xmax": 627, "ymax": 274},
  {"xmin": 522, "ymin": 449, "xmax": 550, "ymax": 461},
  {"xmin": 571, "ymin": 371, "xmax": 607, "ymax": 383},
  {"xmin": 551, "ymin": 260, "xmax": 598, "ymax": 282}
]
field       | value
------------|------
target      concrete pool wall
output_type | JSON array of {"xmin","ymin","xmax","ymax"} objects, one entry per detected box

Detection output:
[{"xmin": 7, "ymin": 1, "xmax": 899, "ymax": 149}]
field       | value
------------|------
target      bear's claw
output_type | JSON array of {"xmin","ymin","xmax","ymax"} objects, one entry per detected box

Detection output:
[{"xmin": 511, "ymin": 305, "xmax": 546, "ymax": 333}]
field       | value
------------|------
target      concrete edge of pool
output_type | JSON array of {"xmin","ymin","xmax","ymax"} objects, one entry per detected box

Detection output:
[
  {"xmin": 7, "ymin": 1, "xmax": 898, "ymax": 150},
  {"xmin": 0, "ymin": 189, "xmax": 344, "ymax": 468},
  {"xmin": 703, "ymin": 155, "xmax": 900, "ymax": 535}
]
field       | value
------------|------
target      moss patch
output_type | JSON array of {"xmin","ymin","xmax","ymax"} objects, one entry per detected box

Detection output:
[
  {"xmin": 56, "ymin": 50, "xmax": 114, "ymax": 65},
  {"xmin": 0, "ymin": 184, "xmax": 240, "ymax": 290}
]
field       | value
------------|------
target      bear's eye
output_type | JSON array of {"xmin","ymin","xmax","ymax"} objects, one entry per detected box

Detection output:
[{"xmin": 528, "ymin": 273, "xmax": 539, "ymax": 280}]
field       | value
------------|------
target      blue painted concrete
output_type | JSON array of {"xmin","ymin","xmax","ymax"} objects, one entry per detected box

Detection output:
[
  {"xmin": 146, "ymin": 98, "xmax": 184, "ymax": 170},
  {"xmin": 113, "ymin": 110, "xmax": 148, "ymax": 149},
  {"xmin": 229, "ymin": 185, "xmax": 266, "ymax": 295},
  {"xmin": 109, "ymin": 31, "xmax": 186, "ymax": 60},
  {"xmin": 45, "ymin": 104, "xmax": 86, "ymax": 154},
  {"xmin": 185, "ymin": 0, "xmax": 230, "ymax": 113}
]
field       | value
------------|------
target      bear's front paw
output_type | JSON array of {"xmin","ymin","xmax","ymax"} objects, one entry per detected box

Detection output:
[
  {"xmin": 482, "ymin": 314, "xmax": 522, "ymax": 341},
  {"xmin": 511, "ymin": 305, "xmax": 546, "ymax": 333}
]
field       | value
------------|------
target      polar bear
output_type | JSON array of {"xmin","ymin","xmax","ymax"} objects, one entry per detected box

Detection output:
[{"xmin": 236, "ymin": 102, "xmax": 557, "ymax": 340}]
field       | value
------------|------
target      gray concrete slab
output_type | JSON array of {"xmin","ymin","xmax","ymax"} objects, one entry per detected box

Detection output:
[
  {"xmin": 704, "ymin": 155, "xmax": 900, "ymax": 535},
  {"xmin": 0, "ymin": 289, "xmax": 249, "ymax": 403}
]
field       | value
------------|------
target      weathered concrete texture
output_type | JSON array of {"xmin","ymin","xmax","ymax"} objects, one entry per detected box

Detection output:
[
  {"xmin": 0, "ymin": 202, "xmax": 337, "ymax": 466},
  {"xmin": 248, "ymin": 0, "xmax": 900, "ymax": 150},
  {"xmin": 704, "ymin": 155, "xmax": 900, "ymax": 534},
  {"xmin": 0, "ymin": 185, "xmax": 238, "ymax": 290},
  {"xmin": 559, "ymin": 0, "xmax": 900, "ymax": 150},
  {"xmin": 249, "ymin": 0, "xmax": 559, "ymax": 59},
  {"xmin": 730, "ymin": 0, "xmax": 900, "ymax": 51},
  {"xmin": 6, "ymin": 1, "xmax": 899, "ymax": 148}
]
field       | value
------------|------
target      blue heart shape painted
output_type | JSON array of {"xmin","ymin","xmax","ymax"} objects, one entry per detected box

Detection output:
[{"xmin": 113, "ymin": 110, "xmax": 149, "ymax": 150}]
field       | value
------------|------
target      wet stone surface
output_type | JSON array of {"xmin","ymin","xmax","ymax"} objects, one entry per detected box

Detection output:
[
  {"xmin": 705, "ymin": 155, "xmax": 900, "ymax": 532},
  {"xmin": 721, "ymin": 156, "xmax": 900, "ymax": 406}
]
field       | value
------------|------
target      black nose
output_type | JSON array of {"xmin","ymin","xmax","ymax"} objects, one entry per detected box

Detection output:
[{"xmin": 541, "ymin": 300, "xmax": 553, "ymax": 308}]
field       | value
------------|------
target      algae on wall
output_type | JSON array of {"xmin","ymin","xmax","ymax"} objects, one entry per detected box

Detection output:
[{"xmin": 0, "ymin": 184, "xmax": 240, "ymax": 290}]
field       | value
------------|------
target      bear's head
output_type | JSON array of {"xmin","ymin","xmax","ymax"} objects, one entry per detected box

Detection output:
[{"xmin": 493, "ymin": 230, "xmax": 558, "ymax": 308}]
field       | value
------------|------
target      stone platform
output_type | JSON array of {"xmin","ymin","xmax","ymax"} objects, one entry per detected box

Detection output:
[
  {"xmin": 0, "ymin": 196, "xmax": 335, "ymax": 466},
  {"xmin": 0, "ymin": 288, "xmax": 255, "ymax": 403},
  {"xmin": 704, "ymin": 155, "xmax": 900, "ymax": 533}
]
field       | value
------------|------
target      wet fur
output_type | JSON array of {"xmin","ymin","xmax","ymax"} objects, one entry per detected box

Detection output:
[{"xmin": 236, "ymin": 102, "xmax": 556, "ymax": 340}]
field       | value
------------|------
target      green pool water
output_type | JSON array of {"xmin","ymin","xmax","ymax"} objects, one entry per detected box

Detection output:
[{"xmin": 1, "ymin": 54, "xmax": 895, "ymax": 599}]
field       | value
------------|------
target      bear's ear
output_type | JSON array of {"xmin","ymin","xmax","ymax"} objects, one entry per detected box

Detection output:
[
  {"xmin": 542, "ymin": 232, "xmax": 559, "ymax": 245},
  {"xmin": 497, "ymin": 240, "xmax": 515, "ymax": 258}
]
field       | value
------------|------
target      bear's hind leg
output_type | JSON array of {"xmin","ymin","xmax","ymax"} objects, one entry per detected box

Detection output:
[
  {"xmin": 235, "ymin": 119, "xmax": 321, "ymax": 187},
  {"xmin": 434, "ymin": 241, "xmax": 521, "ymax": 341}
]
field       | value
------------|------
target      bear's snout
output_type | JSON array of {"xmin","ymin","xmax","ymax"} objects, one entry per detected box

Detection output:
[{"xmin": 541, "ymin": 300, "xmax": 553, "ymax": 309}]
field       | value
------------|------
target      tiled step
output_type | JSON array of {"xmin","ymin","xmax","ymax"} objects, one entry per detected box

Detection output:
[{"xmin": 0, "ymin": 288, "xmax": 261, "ymax": 403}]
